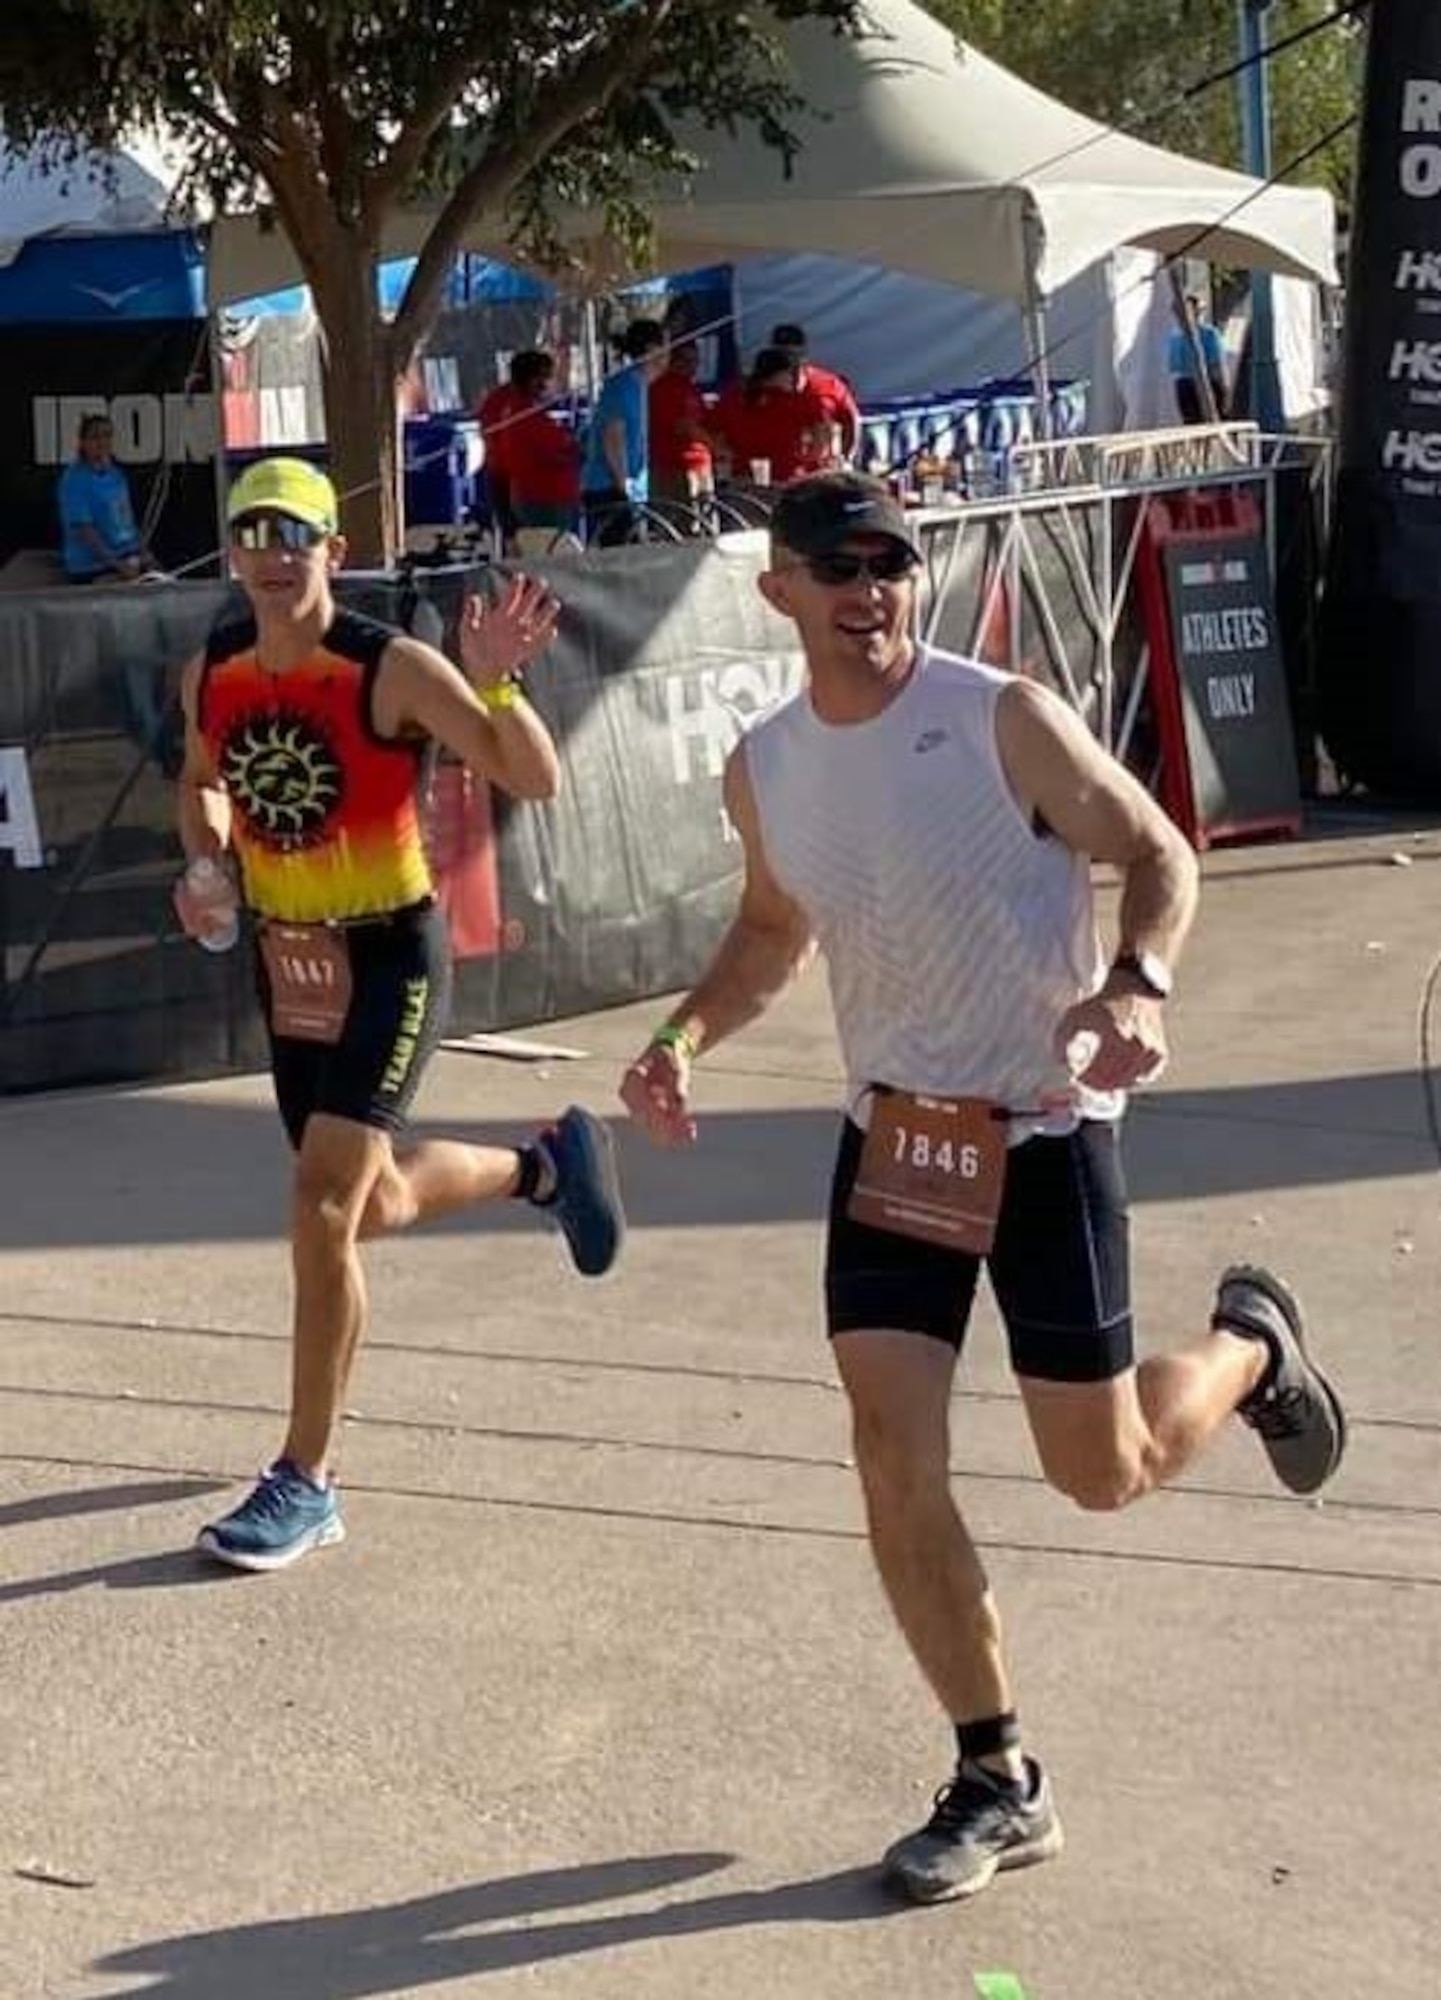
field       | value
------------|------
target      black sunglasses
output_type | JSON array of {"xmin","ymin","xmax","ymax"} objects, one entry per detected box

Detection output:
[
  {"xmin": 787, "ymin": 547, "xmax": 919, "ymax": 587},
  {"xmin": 230, "ymin": 513, "xmax": 329, "ymax": 551}
]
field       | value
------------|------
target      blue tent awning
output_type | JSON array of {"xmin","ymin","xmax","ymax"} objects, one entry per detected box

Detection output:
[{"xmin": 0, "ymin": 230, "xmax": 205, "ymax": 322}]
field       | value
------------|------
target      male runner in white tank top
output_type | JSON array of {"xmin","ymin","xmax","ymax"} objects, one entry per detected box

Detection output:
[{"xmin": 620, "ymin": 470, "xmax": 1345, "ymax": 1906}]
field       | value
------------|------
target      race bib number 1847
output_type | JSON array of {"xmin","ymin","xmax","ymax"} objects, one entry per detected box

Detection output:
[{"xmin": 259, "ymin": 922, "xmax": 353, "ymax": 1045}]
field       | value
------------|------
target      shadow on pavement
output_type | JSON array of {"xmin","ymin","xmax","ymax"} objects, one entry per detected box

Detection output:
[
  {"xmin": 92, "ymin": 1855, "xmax": 905, "ymax": 1999},
  {"xmin": 0, "ymin": 1544, "xmax": 238, "ymax": 1608},
  {"xmin": 0, "ymin": 1070, "xmax": 1434, "ymax": 1257},
  {"xmin": 0, "ymin": 1475, "xmax": 225, "ymax": 1531}
]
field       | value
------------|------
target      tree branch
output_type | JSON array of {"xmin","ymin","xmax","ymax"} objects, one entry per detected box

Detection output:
[
  {"xmin": 366, "ymin": 31, "xmax": 512, "ymax": 216},
  {"xmin": 166, "ymin": 83, "xmax": 250, "ymax": 158},
  {"xmin": 201, "ymin": 71, "xmax": 353, "ymax": 299},
  {"xmin": 372, "ymin": 0, "xmax": 678, "ymax": 218},
  {"xmin": 388, "ymin": 0, "xmax": 679, "ymax": 361}
]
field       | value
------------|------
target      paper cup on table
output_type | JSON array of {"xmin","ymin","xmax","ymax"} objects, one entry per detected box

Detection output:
[{"xmin": 749, "ymin": 458, "xmax": 772, "ymax": 487}]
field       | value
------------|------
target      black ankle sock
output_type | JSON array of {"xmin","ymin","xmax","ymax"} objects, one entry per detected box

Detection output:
[
  {"xmin": 513, "ymin": 1144, "xmax": 544, "ymax": 1203},
  {"xmin": 956, "ymin": 1711, "xmax": 1023, "ymax": 1779}
]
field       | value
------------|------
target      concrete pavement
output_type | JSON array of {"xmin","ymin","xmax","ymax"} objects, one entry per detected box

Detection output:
[{"xmin": 2, "ymin": 804, "xmax": 1440, "ymax": 2000}]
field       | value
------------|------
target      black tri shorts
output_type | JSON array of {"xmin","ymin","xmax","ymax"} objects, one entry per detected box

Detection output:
[
  {"xmin": 824, "ymin": 1114, "xmax": 1134, "ymax": 1383},
  {"xmin": 258, "ymin": 899, "xmax": 452, "ymax": 1151}
]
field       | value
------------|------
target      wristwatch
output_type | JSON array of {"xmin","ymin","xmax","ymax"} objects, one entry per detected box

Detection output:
[{"xmin": 1110, "ymin": 948, "xmax": 1174, "ymax": 1000}]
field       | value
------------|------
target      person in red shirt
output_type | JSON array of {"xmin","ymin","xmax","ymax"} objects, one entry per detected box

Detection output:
[
  {"xmin": 648, "ymin": 340, "xmax": 716, "ymax": 508},
  {"xmin": 713, "ymin": 348, "xmax": 833, "ymax": 489},
  {"xmin": 770, "ymin": 322, "xmax": 861, "ymax": 461},
  {"xmin": 477, "ymin": 358, "xmax": 530, "ymax": 552},
  {"xmin": 477, "ymin": 350, "xmax": 580, "ymax": 552}
]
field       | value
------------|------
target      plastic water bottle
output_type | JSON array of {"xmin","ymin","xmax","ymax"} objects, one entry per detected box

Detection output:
[{"xmin": 185, "ymin": 856, "xmax": 240, "ymax": 954}]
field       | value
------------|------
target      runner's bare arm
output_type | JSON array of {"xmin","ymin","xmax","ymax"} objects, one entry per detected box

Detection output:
[
  {"xmin": 373, "ymin": 577, "xmax": 563, "ymax": 800},
  {"xmin": 376, "ymin": 638, "xmax": 561, "ymax": 801},
  {"xmin": 655, "ymin": 743, "xmax": 816, "ymax": 1058},
  {"xmin": 619, "ymin": 745, "xmax": 813, "ymax": 1144},
  {"xmin": 176, "ymin": 653, "xmax": 232, "ymax": 861},
  {"xmin": 996, "ymin": 677, "xmax": 1198, "ymax": 972},
  {"xmin": 996, "ymin": 677, "xmax": 1196, "ymax": 1091},
  {"xmin": 601, "ymin": 419, "xmax": 630, "ymax": 492}
]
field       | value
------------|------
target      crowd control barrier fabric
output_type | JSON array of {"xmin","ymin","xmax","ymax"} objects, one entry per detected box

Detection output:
[
  {"xmin": 0, "ymin": 542, "xmax": 808, "ymax": 1094},
  {"xmin": 3, "ymin": 478, "xmax": 1307, "ymax": 1097}
]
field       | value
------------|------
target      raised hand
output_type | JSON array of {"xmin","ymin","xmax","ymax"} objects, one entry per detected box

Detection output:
[{"xmin": 458, "ymin": 574, "xmax": 560, "ymax": 687}]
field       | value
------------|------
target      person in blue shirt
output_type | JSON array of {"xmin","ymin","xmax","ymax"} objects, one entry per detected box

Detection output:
[
  {"xmin": 1167, "ymin": 294, "xmax": 1230, "ymax": 426},
  {"xmin": 57, "ymin": 415, "xmax": 155, "ymax": 582},
  {"xmin": 581, "ymin": 319, "xmax": 668, "ymax": 546}
]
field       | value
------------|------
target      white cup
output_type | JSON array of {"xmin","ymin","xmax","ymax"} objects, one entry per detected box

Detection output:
[{"xmin": 749, "ymin": 458, "xmax": 772, "ymax": 487}]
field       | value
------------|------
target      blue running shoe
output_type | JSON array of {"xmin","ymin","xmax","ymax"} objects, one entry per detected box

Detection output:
[
  {"xmin": 196, "ymin": 1460, "xmax": 345, "ymax": 1572},
  {"xmin": 536, "ymin": 1106, "xmax": 625, "ymax": 1277}
]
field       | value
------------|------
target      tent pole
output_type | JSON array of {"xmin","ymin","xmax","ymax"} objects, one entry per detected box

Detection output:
[
  {"xmin": 1020, "ymin": 214, "xmax": 1054, "ymax": 441},
  {"xmin": 1167, "ymin": 263, "xmax": 1223, "ymax": 425},
  {"xmin": 1023, "ymin": 294, "xmax": 1054, "ymax": 442},
  {"xmin": 209, "ymin": 310, "xmax": 230, "ymax": 567},
  {"xmin": 581, "ymin": 296, "xmax": 602, "ymax": 406}
]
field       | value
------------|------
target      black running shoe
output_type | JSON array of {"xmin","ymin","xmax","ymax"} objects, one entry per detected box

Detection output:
[
  {"xmin": 882, "ymin": 1758, "xmax": 1063, "ymax": 1904},
  {"xmin": 1214, "ymin": 1264, "xmax": 1347, "ymax": 1495},
  {"xmin": 536, "ymin": 1106, "xmax": 625, "ymax": 1277}
]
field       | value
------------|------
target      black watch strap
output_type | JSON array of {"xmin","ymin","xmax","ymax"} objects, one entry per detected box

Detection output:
[{"xmin": 1110, "ymin": 949, "xmax": 1173, "ymax": 1000}]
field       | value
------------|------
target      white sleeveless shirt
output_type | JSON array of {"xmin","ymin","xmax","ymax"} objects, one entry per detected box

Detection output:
[{"xmin": 742, "ymin": 645, "xmax": 1122, "ymax": 1140}]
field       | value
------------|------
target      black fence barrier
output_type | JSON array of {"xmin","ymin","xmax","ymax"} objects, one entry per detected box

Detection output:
[
  {"xmin": 0, "ymin": 542, "xmax": 808, "ymax": 1094},
  {"xmin": 0, "ymin": 483, "xmax": 1308, "ymax": 1098}
]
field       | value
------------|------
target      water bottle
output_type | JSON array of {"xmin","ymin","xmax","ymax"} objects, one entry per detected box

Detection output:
[{"xmin": 185, "ymin": 856, "xmax": 240, "ymax": 954}]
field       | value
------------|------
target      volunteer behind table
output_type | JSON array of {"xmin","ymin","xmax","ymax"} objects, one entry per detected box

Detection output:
[{"xmin": 712, "ymin": 349, "xmax": 833, "ymax": 487}]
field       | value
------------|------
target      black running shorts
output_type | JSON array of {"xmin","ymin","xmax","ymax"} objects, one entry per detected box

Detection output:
[
  {"xmin": 258, "ymin": 900, "xmax": 451, "ymax": 1151},
  {"xmin": 825, "ymin": 1115, "xmax": 1134, "ymax": 1382}
]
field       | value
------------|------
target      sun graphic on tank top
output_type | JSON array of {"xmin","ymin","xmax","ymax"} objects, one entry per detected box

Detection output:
[{"xmin": 220, "ymin": 709, "xmax": 345, "ymax": 846}]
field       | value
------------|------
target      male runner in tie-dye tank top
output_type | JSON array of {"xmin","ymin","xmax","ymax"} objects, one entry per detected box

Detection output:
[{"xmin": 174, "ymin": 456, "xmax": 625, "ymax": 1572}]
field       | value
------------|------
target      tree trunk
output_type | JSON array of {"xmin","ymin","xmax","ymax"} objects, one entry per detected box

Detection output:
[{"xmin": 308, "ymin": 230, "xmax": 404, "ymax": 565}]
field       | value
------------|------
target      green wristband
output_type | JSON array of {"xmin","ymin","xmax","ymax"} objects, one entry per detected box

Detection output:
[{"xmin": 651, "ymin": 1023, "xmax": 698, "ymax": 1061}]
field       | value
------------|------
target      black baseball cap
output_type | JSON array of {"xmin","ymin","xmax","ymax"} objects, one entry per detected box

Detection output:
[{"xmin": 770, "ymin": 472, "xmax": 921, "ymax": 561}]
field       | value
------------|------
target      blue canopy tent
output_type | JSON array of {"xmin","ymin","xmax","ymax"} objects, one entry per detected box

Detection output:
[{"xmin": 0, "ymin": 139, "xmax": 217, "ymax": 579}]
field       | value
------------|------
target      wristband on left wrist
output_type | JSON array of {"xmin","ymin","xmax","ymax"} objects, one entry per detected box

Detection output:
[
  {"xmin": 477, "ymin": 676, "xmax": 522, "ymax": 712},
  {"xmin": 650, "ymin": 1023, "xmax": 699, "ymax": 1061}
]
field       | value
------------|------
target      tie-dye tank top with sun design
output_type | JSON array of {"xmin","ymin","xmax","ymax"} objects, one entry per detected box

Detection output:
[{"xmin": 198, "ymin": 609, "xmax": 433, "ymax": 922}]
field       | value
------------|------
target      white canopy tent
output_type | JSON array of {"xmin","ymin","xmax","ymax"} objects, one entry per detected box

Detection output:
[
  {"xmin": 0, "ymin": 134, "xmax": 174, "ymax": 268},
  {"xmin": 206, "ymin": 0, "xmax": 1338, "ymax": 324}
]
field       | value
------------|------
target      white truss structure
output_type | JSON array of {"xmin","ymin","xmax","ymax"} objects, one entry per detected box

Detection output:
[{"xmin": 916, "ymin": 425, "xmax": 1333, "ymax": 791}]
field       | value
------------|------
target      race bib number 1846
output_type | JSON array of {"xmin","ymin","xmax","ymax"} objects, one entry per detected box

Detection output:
[{"xmin": 848, "ymin": 1090, "xmax": 1008, "ymax": 1254}]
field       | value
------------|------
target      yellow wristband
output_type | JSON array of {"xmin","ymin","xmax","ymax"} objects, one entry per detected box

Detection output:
[{"xmin": 477, "ymin": 678, "xmax": 521, "ymax": 712}]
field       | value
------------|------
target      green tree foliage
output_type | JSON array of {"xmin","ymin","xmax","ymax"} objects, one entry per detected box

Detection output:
[
  {"xmin": 934, "ymin": 0, "xmax": 1360, "ymax": 204},
  {"xmin": 0, "ymin": 0, "xmax": 859, "ymax": 557}
]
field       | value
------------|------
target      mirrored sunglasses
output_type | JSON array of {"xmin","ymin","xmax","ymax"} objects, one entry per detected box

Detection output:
[
  {"xmin": 792, "ymin": 547, "xmax": 919, "ymax": 587},
  {"xmin": 230, "ymin": 513, "xmax": 329, "ymax": 552}
]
